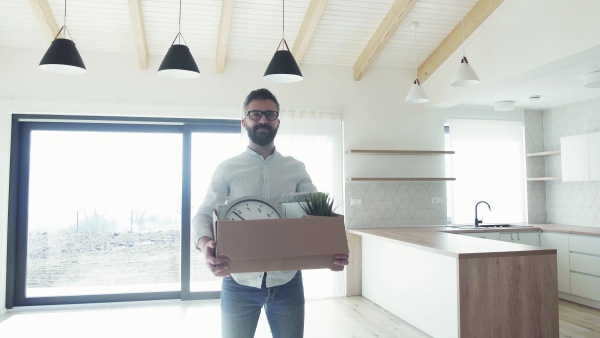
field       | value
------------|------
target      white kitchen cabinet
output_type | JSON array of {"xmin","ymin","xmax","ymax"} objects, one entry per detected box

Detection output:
[
  {"xmin": 459, "ymin": 232, "xmax": 500, "ymax": 240},
  {"xmin": 588, "ymin": 132, "xmax": 600, "ymax": 181},
  {"xmin": 568, "ymin": 234, "xmax": 600, "ymax": 302},
  {"xmin": 498, "ymin": 232, "xmax": 540, "ymax": 246},
  {"xmin": 540, "ymin": 232, "xmax": 570, "ymax": 293},
  {"xmin": 561, "ymin": 134, "xmax": 589, "ymax": 181},
  {"xmin": 570, "ymin": 273, "xmax": 600, "ymax": 302},
  {"xmin": 560, "ymin": 131, "xmax": 600, "ymax": 182}
]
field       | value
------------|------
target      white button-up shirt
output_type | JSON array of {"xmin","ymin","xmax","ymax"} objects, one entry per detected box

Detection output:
[{"xmin": 192, "ymin": 147, "xmax": 316, "ymax": 288}]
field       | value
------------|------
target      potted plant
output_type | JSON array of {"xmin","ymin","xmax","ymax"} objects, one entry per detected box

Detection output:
[{"xmin": 300, "ymin": 192, "xmax": 338, "ymax": 217}]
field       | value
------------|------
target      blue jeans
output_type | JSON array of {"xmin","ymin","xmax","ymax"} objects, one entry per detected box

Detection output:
[{"xmin": 220, "ymin": 271, "xmax": 305, "ymax": 338}]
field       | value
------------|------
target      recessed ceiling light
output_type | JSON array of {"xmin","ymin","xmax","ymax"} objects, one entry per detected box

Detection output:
[
  {"xmin": 494, "ymin": 101, "xmax": 514, "ymax": 111},
  {"xmin": 529, "ymin": 95, "xmax": 541, "ymax": 100},
  {"xmin": 584, "ymin": 71, "xmax": 600, "ymax": 88}
]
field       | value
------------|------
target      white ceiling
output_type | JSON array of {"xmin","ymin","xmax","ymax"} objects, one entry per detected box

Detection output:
[
  {"xmin": 2, "ymin": 0, "xmax": 600, "ymax": 110},
  {"xmin": 0, "ymin": 0, "xmax": 475, "ymax": 67}
]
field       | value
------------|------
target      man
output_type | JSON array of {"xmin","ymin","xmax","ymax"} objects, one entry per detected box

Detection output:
[{"xmin": 192, "ymin": 88, "xmax": 349, "ymax": 338}]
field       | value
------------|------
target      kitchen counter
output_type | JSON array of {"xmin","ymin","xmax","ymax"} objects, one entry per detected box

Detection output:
[
  {"xmin": 536, "ymin": 223, "xmax": 600, "ymax": 236},
  {"xmin": 349, "ymin": 225, "xmax": 559, "ymax": 338},
  {"xmin": 350, "ymin": 227, "xmax": 553, "ymax": 258}
]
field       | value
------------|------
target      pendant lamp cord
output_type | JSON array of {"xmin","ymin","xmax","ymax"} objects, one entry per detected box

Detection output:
[
  {"xmin": 282, "ymin": 0, "xmax": 285, "ymax": 40},
  {"xmin": 170, "ymin": 0, "xmax": 188, "ymax": 46},
  {"xmin": 413, "ymin": 24, "xmax": 417, "ymax": 79},
  {"xmin": 460, "ymin": 0, "xmax": 465, "ymax": 57},
  {"xmin": 63, "ymin": 0, "xmax": 67, "ymax": 38},
  {"xmin": 178, "ymin": 0, "xmax": 181, "ymax": 44},
  {"xmin": 53, "ymin": 0, "xmax": 71, "ymax": 40}
]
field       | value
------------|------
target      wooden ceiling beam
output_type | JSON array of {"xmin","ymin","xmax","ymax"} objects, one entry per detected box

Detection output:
[
  {"xmin": 353, "ymin": 0, "xmax": 418, "ymax": 81},
  {"xmin": 216, "ymin": 0, "xmax": 235, "ymax": 74},
  {"xmin": 291, "ymin": 0, "xmax": 328, "ymax": 64},
  {"xmin": 418, "ymin": 0, "xmax": 504, "ymax": 83},
  {"xmin": 28, "ymin": 0, "xmax": 60, "ymax": 44},
  {"xmin": 128, "ymin": 0, "xmax": 148, "ymax": 70}
]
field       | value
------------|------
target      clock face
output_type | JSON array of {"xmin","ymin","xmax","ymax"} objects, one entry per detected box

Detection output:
[{"xmin": 222, "ymin": 196, "xmax": 282, "ymax": 221}]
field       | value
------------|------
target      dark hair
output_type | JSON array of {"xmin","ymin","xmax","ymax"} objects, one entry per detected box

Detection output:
[{"xmin": 243, "ymin": 88, "xmax": 280, "ymax": 113}]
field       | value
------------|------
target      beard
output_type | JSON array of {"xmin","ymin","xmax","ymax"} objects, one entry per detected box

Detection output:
[{"xmin": 246, "ymin": 123, "xmax": 278, "ymax": 146}]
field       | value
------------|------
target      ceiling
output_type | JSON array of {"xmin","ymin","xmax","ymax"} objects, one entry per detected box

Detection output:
[
  {"xmin": 0, "ymin": 0, "xmax": 478, "ymax": 73},
  {"xmin": 1, "ymin": 0, "xmax": 600, "ymax": 110}
]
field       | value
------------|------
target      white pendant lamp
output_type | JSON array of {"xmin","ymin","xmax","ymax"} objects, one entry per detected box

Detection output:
[
  {"xmin": 405, "ymin": 21, "xmax": 429, "ymax": 103},
  {"xmin": 264, "ymin": 0, "xmax": 303, "ymax": 83},
  {"xmin": 38, "ymin": 0, "xmax": 86, "ymax": 75},
  {"xmin": 157, "ymin": 0, "xmax": 200, "ymax": 79},
  {"xmin": 494, "ymin": 101, "xmax": 514, "ymax": 111},
  {"xmin": 451, "ymin": 0, "xmax": 480, "ymax": 87}
]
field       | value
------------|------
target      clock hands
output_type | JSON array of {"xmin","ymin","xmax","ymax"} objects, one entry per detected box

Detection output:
[{"xmin": 232, "ymin": 210, "xmax": 245, "ymax": 220}]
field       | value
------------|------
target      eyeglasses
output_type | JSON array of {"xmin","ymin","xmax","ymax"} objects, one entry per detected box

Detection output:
[{"xmin": 245, "ymin": 110, "xmax": 279, "ymax": 121}]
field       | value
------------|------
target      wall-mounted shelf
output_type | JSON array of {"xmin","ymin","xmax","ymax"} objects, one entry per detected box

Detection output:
[
  {"xmin": 526, "ymin": 150, "xmax": 561, "ymax": 157},
  {"xmin": 346, "ymin": 150, "xmax": 454, "ymax": 155},
  {"xmin": 526, "ymin": 177, "xmax": 561, "ymax": 181},
  {"xmin": 346, "ymin": 178, "xmax": 456, "ymax": 182},
  {"xmin": 345, "ymin": 149, "xmax": 454, "ymax": 182}
]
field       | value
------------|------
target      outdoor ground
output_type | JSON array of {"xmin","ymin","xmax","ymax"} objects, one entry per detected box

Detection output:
[{"xmin": 27, "ymin": 230, "xmax": 217, "ymax": 289}]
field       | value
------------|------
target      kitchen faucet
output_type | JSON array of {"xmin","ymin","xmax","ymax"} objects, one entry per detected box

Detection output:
[{"xmin": 475, "ymin": 201, "xmax": 491, "ymax": 227}]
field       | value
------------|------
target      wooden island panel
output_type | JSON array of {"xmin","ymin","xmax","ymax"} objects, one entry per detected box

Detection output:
[{"xmin": 458, "ymin": 254, "xmax": 559, "ymax": 337}]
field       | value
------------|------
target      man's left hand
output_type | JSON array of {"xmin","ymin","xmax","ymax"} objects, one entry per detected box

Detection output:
[{"xmin": 330, "ymin": 253, "xmax": 349, "ymax": 271}]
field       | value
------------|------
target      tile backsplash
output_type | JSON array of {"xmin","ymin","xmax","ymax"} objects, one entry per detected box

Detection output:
[
  {"xmin": 344, "ymin": 182, "xmax": 447, "ymax": 228},
  {"xmin": 525, "ymin": 97, "xmax": 600, "ymax": 227},
  {"xmin": 524, "ymin": 110, "xmax": 547, "ymax": 224}
]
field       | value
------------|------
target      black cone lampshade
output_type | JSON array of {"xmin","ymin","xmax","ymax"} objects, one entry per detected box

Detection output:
[
  {"xmin": 39, "ymin": 38, "xmax": 86, "ymax": 75},
  {"xmin": 158, "ymin": 44, "xmax": 200, "ymax": 79},
  {"xmin": 264, "ymin": 42, "xmax": 303, "ymax": 83}
]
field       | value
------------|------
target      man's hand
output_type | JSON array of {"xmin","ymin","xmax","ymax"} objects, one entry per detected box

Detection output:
[
  {"xmin": 198, "ymin": 237, "xmax": 230, "ymax": 277},
  {"xmin": 330, "ymin": 253, "xmax": 349, "ymax": 271}
]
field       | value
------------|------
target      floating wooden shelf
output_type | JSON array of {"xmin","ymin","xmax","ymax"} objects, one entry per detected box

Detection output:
[
  {"xmin": 346, "ymin": 178, "xmax": 456, "ymax": 182},
  {"xmin": 526, "ymin": 177, "xmax": 561, "ymax": 181},
  {"xmin": 346, "ymin": 150, "xmax": 454, "ymax": 155},
  {"xmin": 526, "ymin": 150, "xmax": 561, "ymax": 157}
]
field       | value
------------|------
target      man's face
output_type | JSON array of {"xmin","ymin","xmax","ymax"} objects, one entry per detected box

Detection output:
[{"xmin": 242, "ymin": 99, "xmax": 280, "ymax": 146}]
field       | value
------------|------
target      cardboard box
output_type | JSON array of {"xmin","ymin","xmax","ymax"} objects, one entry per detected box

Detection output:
[{"xmin": 212, "ymin": 211, "xmax": 348, "ymax": 273}]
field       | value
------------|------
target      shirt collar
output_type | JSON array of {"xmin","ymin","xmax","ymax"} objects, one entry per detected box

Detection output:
[{"xmin": 245, "ymin": 146, "xmax": 278, "ymax": 160}]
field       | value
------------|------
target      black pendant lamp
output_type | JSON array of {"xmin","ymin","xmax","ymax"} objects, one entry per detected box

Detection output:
[
  {"xmin": 158, "ymin": 0, "xmax": 200, "ymax": 79},
  {"xmin": 39, "ymin": 0, "xmax": 86, "ymax": 75},
  {"xmin": 264, "ymin": 0, "xmax": 303, "ymax": 83}
]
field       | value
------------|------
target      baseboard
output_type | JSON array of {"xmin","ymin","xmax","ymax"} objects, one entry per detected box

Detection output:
[{"xmin": 558, "ymin": 292, "xmax": 600, "ymax": 310}]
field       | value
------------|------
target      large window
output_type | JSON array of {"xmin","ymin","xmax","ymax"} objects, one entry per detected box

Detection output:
[
  {"xmin": 6, "ymin": 112, "xmax": 345, "ymax": 307},
  {"xmin": 448, "ymin": 118, "xmax": 527, "ymax": 224},
  {"xmin": 7, "ymin": 116, "xmax": 240, "ymax": 307},
  {"xmin": 27, "ymin": 130, "xmax": 182, "ymax": 297}
]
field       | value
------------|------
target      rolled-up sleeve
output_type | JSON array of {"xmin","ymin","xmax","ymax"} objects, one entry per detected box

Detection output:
[{"xmin": 191, "ymin": 165, "xmax": 229, "ymax": 248}]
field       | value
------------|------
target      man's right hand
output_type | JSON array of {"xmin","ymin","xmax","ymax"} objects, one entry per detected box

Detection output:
[{"xmin": 198, "ymin": 237, "xmax": 230, "ymax": 277}]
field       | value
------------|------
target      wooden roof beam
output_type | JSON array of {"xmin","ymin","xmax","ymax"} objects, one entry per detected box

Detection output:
[
  {"xmin": 128, "ymin": 0, "xmax": 148, "ymax": 70},
  {"xmin": 216, "ymin": 0, "xmax": 235, "ymax": 74},
  {"xmin": 28, "ymin": 0, "xmax": 60, "ymax": 44},
  {"xmin": 353, "ymin": 0, "xmax": 418, "ymax": 81},
  {"xmin": 291, "ymin": 0, "xmax": 328, "ymax": 64},
  {"xmin": 418, "ymin": 0, "xmax": 504, "ymax": 83}
]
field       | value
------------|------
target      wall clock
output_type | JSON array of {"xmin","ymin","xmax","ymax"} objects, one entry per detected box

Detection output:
[{"xmin": 219, "ymin": 196, "xmax": 282, "ymax": 221}]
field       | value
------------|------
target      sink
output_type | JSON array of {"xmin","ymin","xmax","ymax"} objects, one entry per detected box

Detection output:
[{"xmin": 452, "ymin": 224, "xmax": 534, "ymax": 229}]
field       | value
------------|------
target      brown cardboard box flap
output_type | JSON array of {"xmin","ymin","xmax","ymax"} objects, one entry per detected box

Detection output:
[{"xmin": 216, "ymin": 214, "xmax": 348, "ymax": 261}]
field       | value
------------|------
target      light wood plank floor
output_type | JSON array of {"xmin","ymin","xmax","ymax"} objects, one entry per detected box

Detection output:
[{"xmin": 0, "ymin": 297, "xmax": 598, "ymax": 337}]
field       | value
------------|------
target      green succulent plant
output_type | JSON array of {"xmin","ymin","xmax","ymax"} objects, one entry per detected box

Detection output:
[{"xmin": 300, "ymin": 192, "xmax": 337, "ymax": 216}]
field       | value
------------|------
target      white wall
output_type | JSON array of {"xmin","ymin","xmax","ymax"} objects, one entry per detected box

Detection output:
[
  {"xmin": 424, "ymin": 0, "xmax": 600, "ymax": 108},
  {"xmin": 0, "ymin": 46, "xmax": 443, "ymax": 313}
]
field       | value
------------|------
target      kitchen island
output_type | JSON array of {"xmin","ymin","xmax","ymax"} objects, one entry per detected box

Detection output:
[{"xmin": 349, "ymin": 227, "xmax": 558, "ymax": 338}]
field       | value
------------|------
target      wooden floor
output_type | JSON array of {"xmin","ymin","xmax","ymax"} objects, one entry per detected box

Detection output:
[{"xmin": 0, "ymin": 297, "xmax": 598, "ymax": 337}]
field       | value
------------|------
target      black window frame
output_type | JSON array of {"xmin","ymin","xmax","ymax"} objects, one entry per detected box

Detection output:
[{"xmin": 6, "ymin": 114, "xmax": 240, "ymax": 308}]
